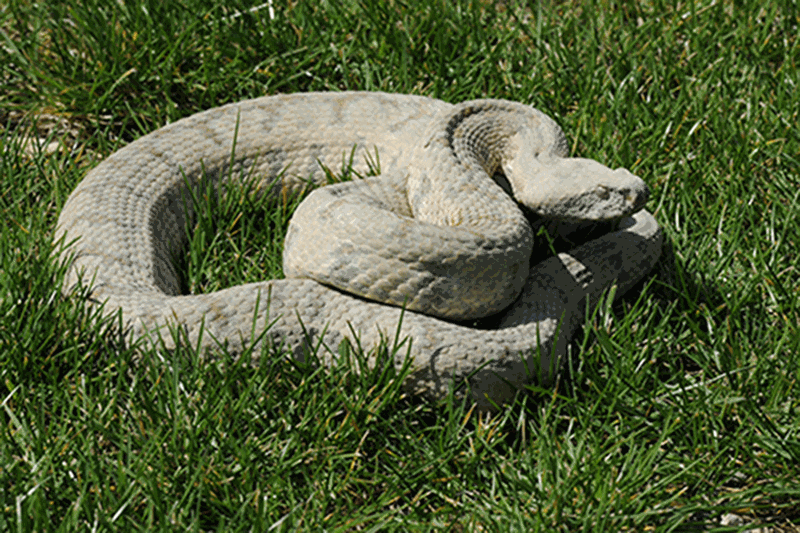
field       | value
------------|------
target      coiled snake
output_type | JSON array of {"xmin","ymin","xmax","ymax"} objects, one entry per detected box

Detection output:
[{"xmin": 56, "ymin": 92, "xmax": 662, "ymax": 407}]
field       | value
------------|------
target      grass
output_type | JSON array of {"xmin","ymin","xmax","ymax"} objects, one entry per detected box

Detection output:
[{"xmin": 1, "ymin": 0, "xmax": 799, "ymax": 530}]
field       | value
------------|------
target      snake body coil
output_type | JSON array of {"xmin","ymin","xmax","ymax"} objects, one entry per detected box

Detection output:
[{"xmin": 56, "ymin": 92, "xmax": 662, "ymax": 407}]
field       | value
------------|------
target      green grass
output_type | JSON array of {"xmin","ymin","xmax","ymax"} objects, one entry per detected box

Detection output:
[{"xmin": 1, "ymin": 0, "xmax": 799, "ymax": 530}]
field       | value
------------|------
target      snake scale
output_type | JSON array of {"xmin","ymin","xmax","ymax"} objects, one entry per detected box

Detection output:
[{"xmin": 56, "ymin": 92, "xmax": 662, "ymax": 408}]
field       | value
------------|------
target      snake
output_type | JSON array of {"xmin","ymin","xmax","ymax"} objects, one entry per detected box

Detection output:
[{"xmin": 55, "ymin": 92, "xmax": 662, "ymax": 408}]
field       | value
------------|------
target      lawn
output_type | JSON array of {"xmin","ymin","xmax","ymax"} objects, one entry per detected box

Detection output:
[{"xmin": 1, "ymin": 0, "xmax": 798, "ymax": 531}]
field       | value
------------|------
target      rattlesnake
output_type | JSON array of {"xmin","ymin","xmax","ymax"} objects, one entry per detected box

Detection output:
[{"xmin": 55, "ymin": 92, "xmax": 662, "ymax": 408}]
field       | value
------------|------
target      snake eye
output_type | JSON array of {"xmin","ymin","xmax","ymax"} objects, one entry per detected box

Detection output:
[{"xmin": 595, "ymin": 185, "xmax": 610, "ymax": 200}]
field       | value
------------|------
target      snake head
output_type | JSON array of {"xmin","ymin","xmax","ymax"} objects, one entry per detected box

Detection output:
[{"xmin": 502, "ymin": 144, "xmax": 651, "ymax": 222}]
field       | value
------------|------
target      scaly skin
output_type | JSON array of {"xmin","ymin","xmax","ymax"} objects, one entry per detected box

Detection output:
[{"xmin": 55, "ymin": 92, "xmax": 662, "ymax": 408}]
